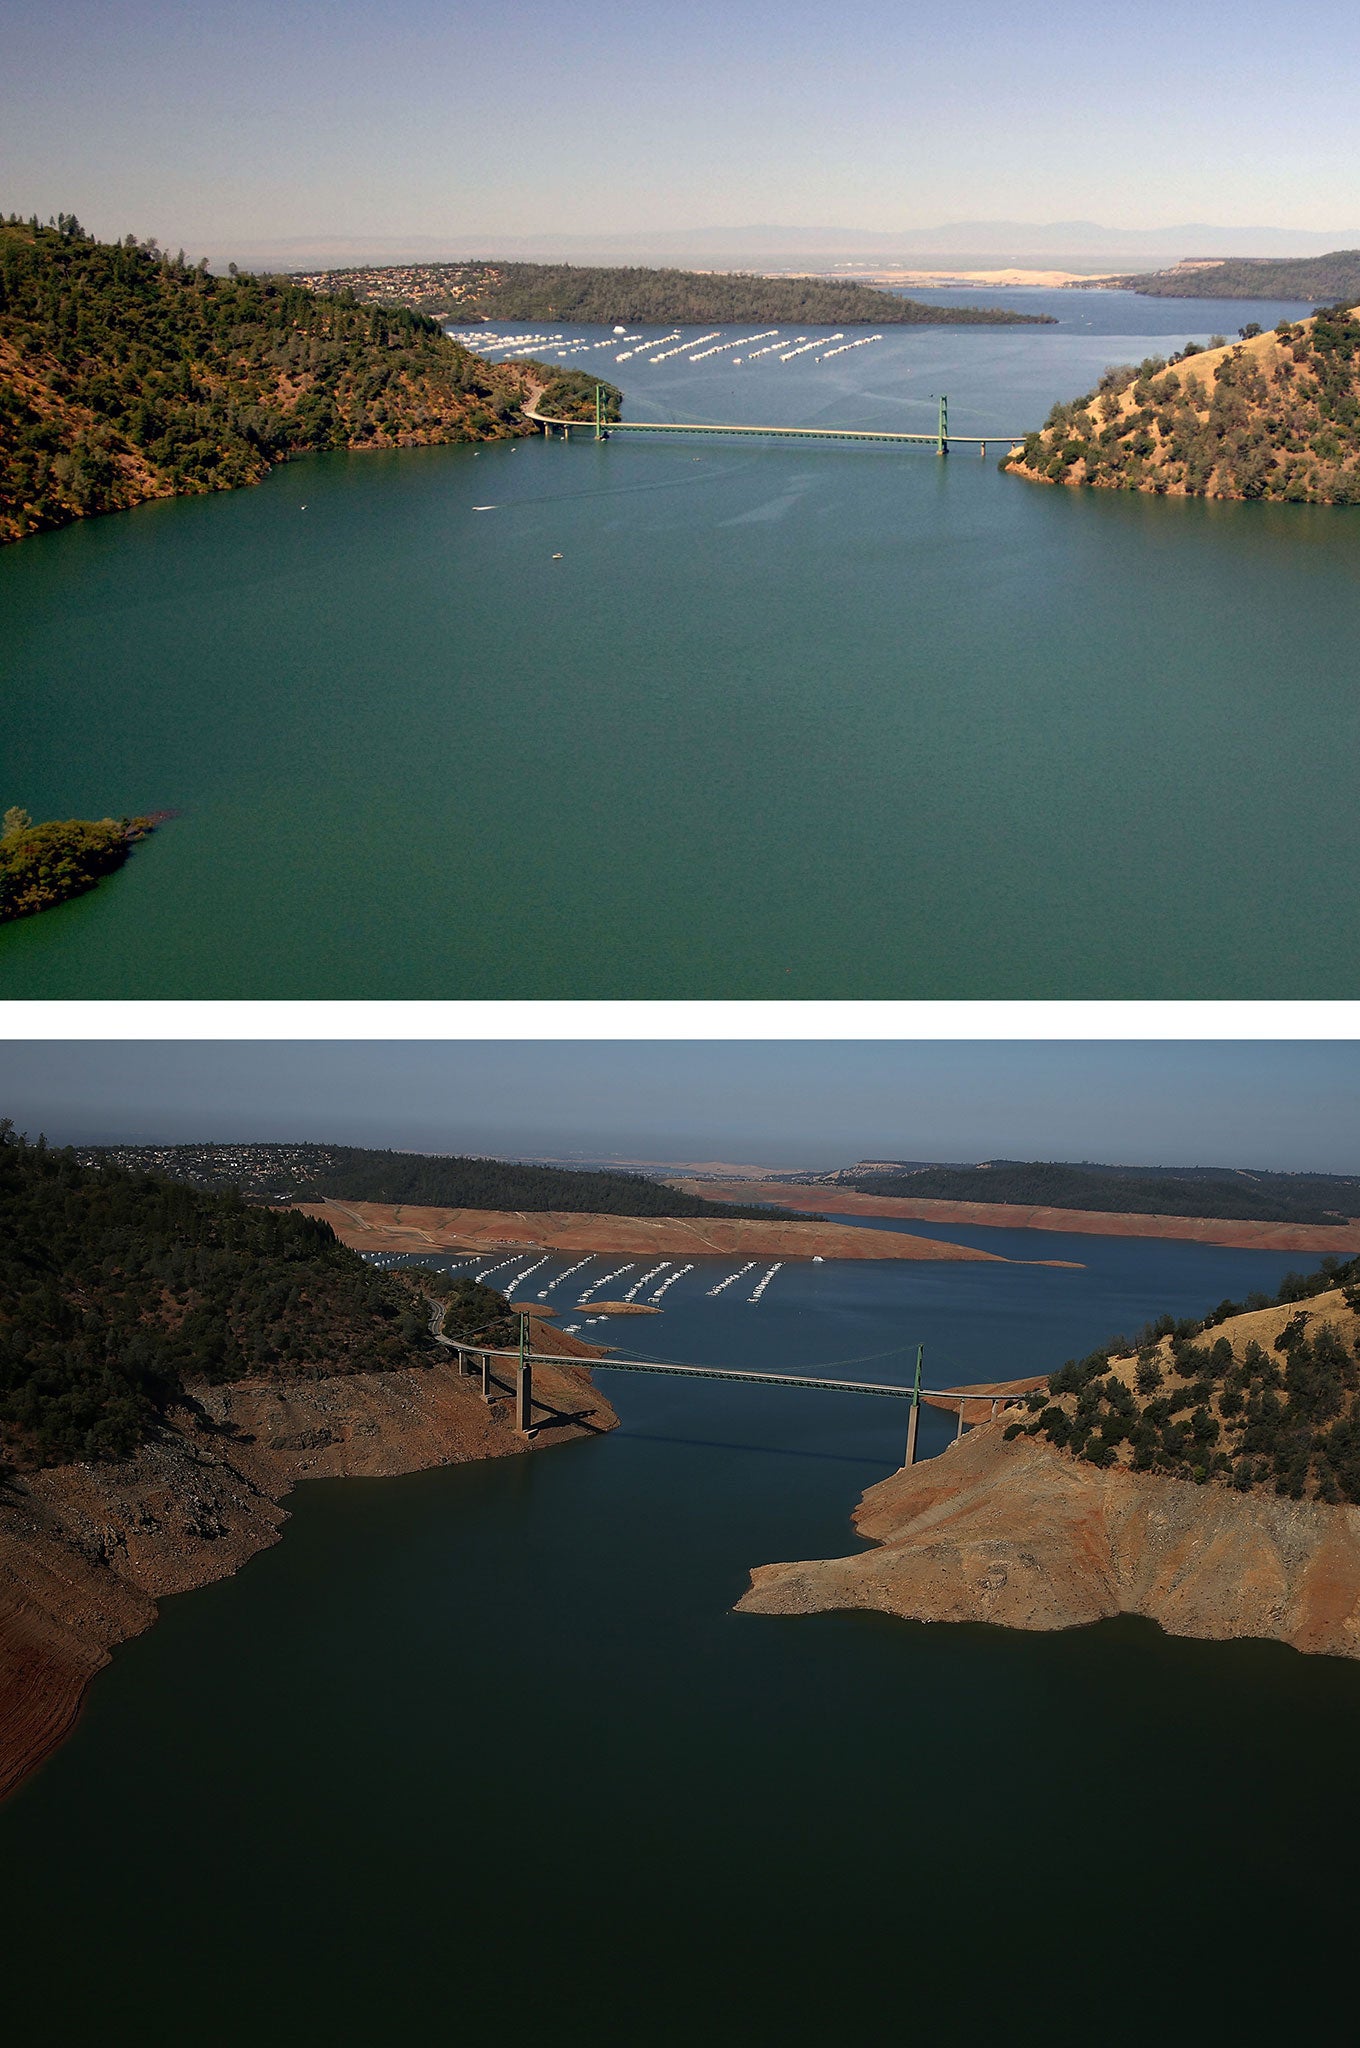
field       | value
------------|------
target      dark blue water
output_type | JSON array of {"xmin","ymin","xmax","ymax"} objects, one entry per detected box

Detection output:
[{"xmin": 6, "ymin": 1225, "xmax": 1357, "ymax": 2043}]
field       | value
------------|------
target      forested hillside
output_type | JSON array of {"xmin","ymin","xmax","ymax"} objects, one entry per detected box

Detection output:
[
  {"xmin": 847, "ymin": 1158, "xmax": 1360, "ymax": 1225},
  {"xmin": 1010, "ymin": 1257, "xmax": 1360, "ymax": 1501},
  {"xmin": 291, "ymin": 258, "xmax": 1053, "ymax": 327},
  {"xmin": 1002, "ymin": 304, "xmax": 1360, "ymax": 504},
  {"xmin": 0, "ymin": 215, "xmax": 617, "ymax": 541},
  {"xmin": 0, "ymin": 1126, "xmax": 509, "ymax": 1468},
  {"xmin": 1110, "ymin": 251, "xmax": 1360, "ymax": 301},
  {"xmin": 77, "ymin": 1141, "xmax": 801, "ymax": 1220}
]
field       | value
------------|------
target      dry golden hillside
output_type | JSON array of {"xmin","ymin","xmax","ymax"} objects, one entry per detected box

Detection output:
[
  {"xmin": 1004, "ymin": 302, "xmax": 1360, "ymax": 504},
  {"xmin": 1010, "ymin": 1280, "xmax": 1360, "ymax": 1501}
]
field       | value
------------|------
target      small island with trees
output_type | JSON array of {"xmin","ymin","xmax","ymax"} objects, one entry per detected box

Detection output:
[
  {"xmin": 0, "ymin": 215, "xmax": 620, "ymax": 542},
  {"xmin": 288, "ymin": 258, "xmax": 1055, "ymax": 329},
  {"xmin": 1002, "ymin": 301, "xmax": 1360, "ymax": 504},
  {"xmin": 0, "ymin": 805, "xmax": 157, "ymax": 923}
]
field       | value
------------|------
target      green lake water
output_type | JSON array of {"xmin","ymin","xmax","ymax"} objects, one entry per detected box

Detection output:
[
  {"xmin": 4, "ymin": 1228, "xmax": 1359, "ymax": 2043},
  {"xmin": 4, "ymin": 290, "xmax": 1358, "ymax": 997}
]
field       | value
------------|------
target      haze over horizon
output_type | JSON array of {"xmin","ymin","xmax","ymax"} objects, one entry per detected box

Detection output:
[
  {"xmin": 5, "ymin": 0, "xmax": 1359, "ymax": 268},
  {"xmin": 4, "ymin": 1042, "xmax": 1355, "ymax": 1178}
]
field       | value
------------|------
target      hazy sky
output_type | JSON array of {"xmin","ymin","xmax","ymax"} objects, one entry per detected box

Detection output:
[
  {"xmin": 4, "ymin": 1041, "xmax": 1355, "ymax": 1171},
  {"xmin": 5, "ymin": 0, "xmax": 1359, "ymax": 258}
]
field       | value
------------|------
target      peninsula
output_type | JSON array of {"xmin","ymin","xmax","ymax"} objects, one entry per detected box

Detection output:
[
  {"xmin": 0, "ymin": 1130, "xmax": 615, "ymax": 1803},
  {"xmin": 678, "ymin": 1157, "xmax": 1360, "ymax": 1254},
  {"xmin": 288, "ymin": 258, "xmax": 1056, "ymax": 328},
  {"xmin": 75, "ymin": 1139, "xmax": 807, "ymax": 1218},
  {"xmin": 74, "ymin": 1143, "xmax": 1075, "ymax": 1267},
  {"xmin": 0, "ymin": 807, "xmax": 157, "ymax": 923},
  {"xmin": 1101, "ymin": 250, "xmax": 1360, "ymax": 302},
  {"xmin": 1002, "ymin": 302, "xmax": 1360, "ymax": 504},
  {"xmin": 0, "ymin": 215, "xmax": 619, "ymax": 542},
  {"xmin": 740, "ymin": 1257, "xmax": 1360, "ymax": 1659}
]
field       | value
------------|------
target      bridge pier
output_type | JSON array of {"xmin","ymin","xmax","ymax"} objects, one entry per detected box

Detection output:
[
  {"xmin": 481, "ymin": 1350, "xmax": 492, "ymax": 1400},
  {"xmin": 903, "ymin": 1344, "xmax": 924, "ymax": 1467},
  {"xmin": 954, "ymin": 1399, "xmax": 967, "ymax": 1443},
  {"xmin": 516, "ymin": 1312, "xmax": 533, "ymax": 1434}
]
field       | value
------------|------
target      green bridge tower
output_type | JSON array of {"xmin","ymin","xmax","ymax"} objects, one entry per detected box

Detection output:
[
  {"xmin": 903, "ymin": 1343, "xmax": 925, "ymax": 1465},
  {"xmin": 937, "ymin": 394, "xmax": 949, "ymax": 456}
]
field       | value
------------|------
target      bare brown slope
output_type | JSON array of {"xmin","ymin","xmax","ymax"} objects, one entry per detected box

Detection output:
[
  {"xmin": 738, "ymin": 1423, "xmax": 1360, "ymax": 1659},
  {"xmin": 0, "ymin": 1329, "xmax": 613, "ymax": 1806},
  {"xmin": 678, "ymin": 1180, "xmax": 1360, "ymax": 1254},
  {"xmin": 739, "ymin": 1292, "xmax": 1360, "ymax": 1659},
  {"xmin": 297, "ymin": 1200, "xmax": 1012, "ymax": 1263}
]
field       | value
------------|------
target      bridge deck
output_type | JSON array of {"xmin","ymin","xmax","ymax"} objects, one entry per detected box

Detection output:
[
  {"xmin": 523, "ymin": 405, "xmax": 1016, "ymax": 448},
  {"xmin": 449, "ymin": 1341, "xmax": 1026, "ymax": 1405}
]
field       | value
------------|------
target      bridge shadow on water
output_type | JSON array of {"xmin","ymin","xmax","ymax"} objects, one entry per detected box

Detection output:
[
  {"xmin": 529, "ymin": 1402, "xmax": 614, "ymax": 1438},
  {"xmin": 615, "ymin": 1428, "xmax": 895, "ymax": 1469}
]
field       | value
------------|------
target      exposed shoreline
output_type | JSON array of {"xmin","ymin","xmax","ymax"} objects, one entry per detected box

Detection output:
[
  {"xmin": 738, "ymin": 1289, "xmax": 1360, "ymax": 1659},
  {"xmin": 0, "ymin": 1324, "xmax": 614, "ymax": 1806},
  {"xmin": 738, "ymin": 1420, "xmax": 1360, "ymax": 1659},
  {"xmin": 296, "ymin": 1198, "xmax": 1070, "ymax": 1265},
  {"xmin": 675, "ymin": 1181, "xmax": 1360, "ymax": 1254}
]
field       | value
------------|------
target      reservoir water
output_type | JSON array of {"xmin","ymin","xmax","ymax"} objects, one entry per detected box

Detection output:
[
  {"xmin": 5, "ymin": 1224, "xmax": 1359, "ymax": 2042},
  {"xmin": 5, "ymin": 289, "xmax": 1359, "ymax": 997}
]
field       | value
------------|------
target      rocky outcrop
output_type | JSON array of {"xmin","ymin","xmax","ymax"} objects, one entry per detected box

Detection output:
[
  {"xmin": 737, "ymin": 1422, "xmax": 1360, "ymax": 1659},
  {"xmin": 0, "ymin": 1339, "xmax": 614, "ymax": 1803}
]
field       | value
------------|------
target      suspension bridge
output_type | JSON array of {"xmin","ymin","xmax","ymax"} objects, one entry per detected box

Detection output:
[
  {"xmin": 523, "ymin": 389, "xmax": 1017, "ymax": 456},
  {"xmin": 435, "ymin": 1310, "xmax": 1038, "ymax": 1468}
]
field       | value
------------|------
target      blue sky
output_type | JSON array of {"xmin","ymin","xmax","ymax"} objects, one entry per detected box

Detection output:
[
  {"xmin": 4, "ymin": 0, "xmax": 1360, "ymax": 259},
  {"xmin": 3, "ymin": 1041, "xmax": 1355, "ymax": 1171}
]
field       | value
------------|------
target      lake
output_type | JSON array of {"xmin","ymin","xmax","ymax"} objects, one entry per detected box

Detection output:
[
  {"xmin": 5, "ymin": 1225, "xmax": 1358, "ymax": 2042},
  {"xmin": 4, "ymin": 289, "xmax": 1358, "ymax": 997}
]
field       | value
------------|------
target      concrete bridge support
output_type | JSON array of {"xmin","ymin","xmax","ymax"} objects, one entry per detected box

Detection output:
[
  {"xmin": 516, "ymin": 1313, "xmax": 533, "ymax": 1434},
  {"xmin": 903, "ymin": 1344, "xmax": 925, "ymax": 1467}
]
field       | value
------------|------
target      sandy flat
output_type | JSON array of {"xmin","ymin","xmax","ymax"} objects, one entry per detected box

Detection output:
[
  {"xmin": 297, "ymin": 1200, "xmax": 1011, "ymax": 1263},
  {"xmin": 810, "ymin": 267, "xmax": 1120, "ymax": 289}
]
